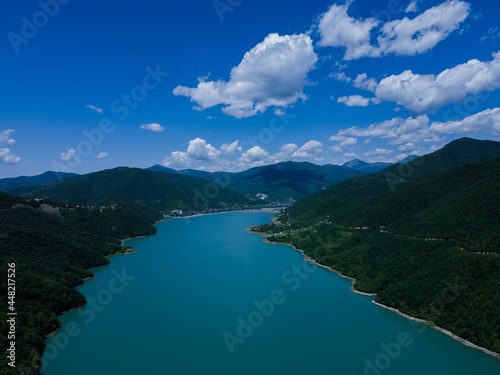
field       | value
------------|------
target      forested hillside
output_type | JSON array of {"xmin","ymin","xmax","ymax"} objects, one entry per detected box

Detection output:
[
  {"xmin": 7, "ymin": 167, "xmax": 252, "ymax": 215},
  {"xmin": 0, "ymin": 192, "xmax": 162, "ymax": 373},
  {"xmin": 252, "ymin": 152, "xmax": 500, "ymax": 356}
]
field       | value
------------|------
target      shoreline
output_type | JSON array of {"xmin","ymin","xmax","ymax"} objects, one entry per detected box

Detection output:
[
  {"xmin": 372, "ymin": 301, "xmax": 500, "ymax": 361},
  {"xmin": 246, "ymin": 228, "xmax": 500, "ymax": 361},
  {"xmin": 246, "ymin": 229, "xmax": 375, "ymax": 297},
  {"xmin": 165, "ymin": 207, "xmax": 282, "ymax": 219}
]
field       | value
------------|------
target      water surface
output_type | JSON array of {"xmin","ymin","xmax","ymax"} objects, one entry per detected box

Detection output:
[{"xmin": 42, "ymin": 212, "xmax": 500, "ymax": 374}]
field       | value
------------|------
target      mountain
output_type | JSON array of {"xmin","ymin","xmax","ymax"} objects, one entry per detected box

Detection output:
[
  {"xmin": 287, "ymin": 138, "xmax": 500, "ymax": 222},
  {"xmin": 149, "ymin": 161, "xmax": 366, "ymax": 203},
  {"xmin": 7, "ymin": 167, "xmax": 253, "ymax": 215},
  {"xmin": 0, "ymin": 191, "xmax": 162, "ymax": 372},
  {"xmin": 396, "ymin": 154, "xmax": 419, "ymax": 163},
  {"xmin": 147, "ymin": 165, "xmax": 214, "ymax": 180},
  {"xmin": 253, "ymin": 138, "xmax": 500, "ymax": 355},
  {"xmin": 342, "ymin": 159, "xmax": 392, "ymax": 173},
  {"xmin": 0, "ymin": 171, "xmax": 78, "ymax": 191}
]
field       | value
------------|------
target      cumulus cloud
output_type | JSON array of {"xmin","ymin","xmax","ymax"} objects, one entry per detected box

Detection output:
[
  {"xmin": 335, "ymin": 115, "xmax": 443, "ymax": 145},
  {"xmin": 173, "ymin": 33, "xmax": 318, "ymax": 118},
  {"xmin": 317, "ymin": 0, "xmax": 469, "ymax": 60},
  {"xmin": 332, "ymin": 71, "xmax": 351, "ymax": 83},
  {"xmin": 96, "ymin": 152, "xmax": 109, "ymax": 159},
  {"xmin": 375, "ymin": 51, "xmax": 500, "ymax": 113},
  {"xmin": 0, "ymin": 148, "xmax": 20, "ymax": 164},
  {"xmin": 337, "ymin": 95, "xmax": 371, "ymax": 107},
  {"xmin": 291, "ymin": 140, "xmax": 324, "ymax": 158},
  {"xmin": 317, "ymin": 2, "xmax": 380, "ymax": 60},
  {"xmin": 61, "ymin": 149, "xmax": 77, "ymax": 161},
  {"xmin": 429, "ymin": 107, "xmax": 500, "ymax": 135},
  {"xmin": 85, "ymin": 104, "xmax": 103, "ymax": 114},
  {"xmin": 0, "ymin": 129, "xmax": 16, "ymax": 145},
  {"xmin": 0, "ymin": 129, "xmax": 20, "ymax": 164},
  {"xmin": 329, "ymin": 107, "xmax": 500, "ymax": 157},
  {"xmin": 238, "ymin": 146, "xmax": 271, "ymax": 168},
  {"xmin": 364, "ymin": 148, "xmax": 394, "ymax": 157},
  {"xmin": 377, "ymin": 0, "xmax": 470, "ymax": 56},
  {"xmin": 161, "ymin": 138, "xmax": 223, "ymax": 169},
  {"xmin": 220, "ymin": 140, "xmax": 242, "ymax": 155},
  {"xmin": 354, "ymin": 73, "xmax": 377, "ymax": 92},
  {"xmin": 140, "ymin": 123, "xmax": 165, "ymax": 132}
]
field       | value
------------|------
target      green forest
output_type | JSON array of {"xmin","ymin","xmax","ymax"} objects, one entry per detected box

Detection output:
[
  {"xmin": 252, "ymin": 154, "xmax": 500, "ymax": 355},
  {"xmin": 0, "ymin": 193, "xmax": 161, "ymax": 374}
]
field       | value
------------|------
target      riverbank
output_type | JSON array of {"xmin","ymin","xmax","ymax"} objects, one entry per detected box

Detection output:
[{"xmin": 247, "ymin": 228, "xmax": 500, "ymax": 361}]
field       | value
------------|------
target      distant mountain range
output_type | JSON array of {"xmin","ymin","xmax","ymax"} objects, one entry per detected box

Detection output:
[
  {"xmin": 287, "ymin": 138, "xmax": 500, "ymax": 221},
  {"xmin": 149, "ymin": 161, "xmax": 365, "ymax": 202},
  {"xmin": 0, "ymin": 171, "xmax": 78, "ymax": 191},
  {"xmin": 1, "ymin": 158, "xmax": 413, "ymax": 204},
  {"xmin": 6, "ymin": 167, "xmax": 252, "ymax": 215}
]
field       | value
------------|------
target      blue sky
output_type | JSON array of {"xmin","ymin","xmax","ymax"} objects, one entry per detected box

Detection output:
[{"xmin": 1, "ymin": 0, "xmax": 500, "ymax": 178}]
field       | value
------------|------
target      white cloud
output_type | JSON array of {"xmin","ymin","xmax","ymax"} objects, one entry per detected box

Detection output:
[
  {"xmin": 273, "ymin": 143, "xmax": 299, "ymax": 161},
  {"xmin": 332, "ymin": 71, "xmax": 351, "ymax": 83},
  {"xmin": 481, "ymin": 27, "xmax": 500, "ymax": 42},
  {"xmin": 330, "ymin": 145, "xmax": 342, "ymax": 154},
  {"xmin": 317, "ymin": 2, "xmax": 380, "ymax": 60},
  {"xmin": 328, "ymin": 107, "xmax": 500, "ymax": 161},
  {"xmin": 274, "ymin": 108, "xmax": 285, "ymax": 116},
  {"xmin": 0, "ymin": 148, "xmax": 20, "ymax": 164},
  {"xmin": 340, "ymin": 137, "xmax": 358, "ymax": 147},
  {"xmin": 429, "ymin": 107, "xmax": 500, "ymax": 135},
  {"xmin": 317, "ymin": 0, "xmax": 469, "ymax": 60},
  {"xmin": 85, "ymin": 104, "xmax": 103, "ymax": 114},
  {"xmin": 364, "ymin": 148, "xmax": 394, "ymax": 157},
  {"xmin": 398, "ymin": 143, "xmax": 418, "ymax": 152},
  {"xmin": 61, "ymin": 149, "xmax": 77, "ymax": 161},
  {"xmin": 291, "ymin": 140, "xmax": 324, "ymax": 158},
  {"xmin": 0, "ymin": 129, "xmax": 15, "ymax": 144},
  {"xmin": 336, "ymin": 115, "xmax": 443, "ymax": 145},
  {"xmin": 220, "ymin": 140, "xmax": 242, "ymax": 155},
  {"xmin": 375, "ymin": 51, "xmax": 500, "ymax": 113},
  {"xmin": 354, "ymin": 73, "xmax": 377, "ymax": 92},
  {"xmin": 377, "ymin": 1, "xmax": 470, "ymax": 56},
  {"xmin": 405, "ymin": 0, "xmax": 419, "ymax": 13},
  {"xmin": 161, "ymin": 138, "xmax": 222, "ymax": 169},
  {"xmin": 337, "ymin": 95, "xmax": 371, "ymax": 107},
  {"xmin": 140, "ymin": 123, "xmax": 165, "ymax": 132},
  {"xmin": 186, "ymin": 138, "xmax": 221, "ymax": 160},
  {"xmin": 238, "ymin": 146, "xmax": 271, "ymax": 168},
  {"xmin": 173, "ymin": 33, "xmax": 318, "ymax": 118},
  {"xmin": 96, "ymin": 152, "xmax": 109, "ymax": 159},
  {"xmin": 0, "ymin": 129, "xmax": 20, "ymax": 164}
]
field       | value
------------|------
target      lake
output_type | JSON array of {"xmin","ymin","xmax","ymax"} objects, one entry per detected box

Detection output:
[{"xmin": 41, "ymin": 211, "xmax": 500, "ymax": 374}]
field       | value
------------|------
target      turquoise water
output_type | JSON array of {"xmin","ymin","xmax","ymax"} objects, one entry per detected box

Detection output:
[{"xmin": 42, "ymin": 212, "xmax": 500, "ymax": 374}]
